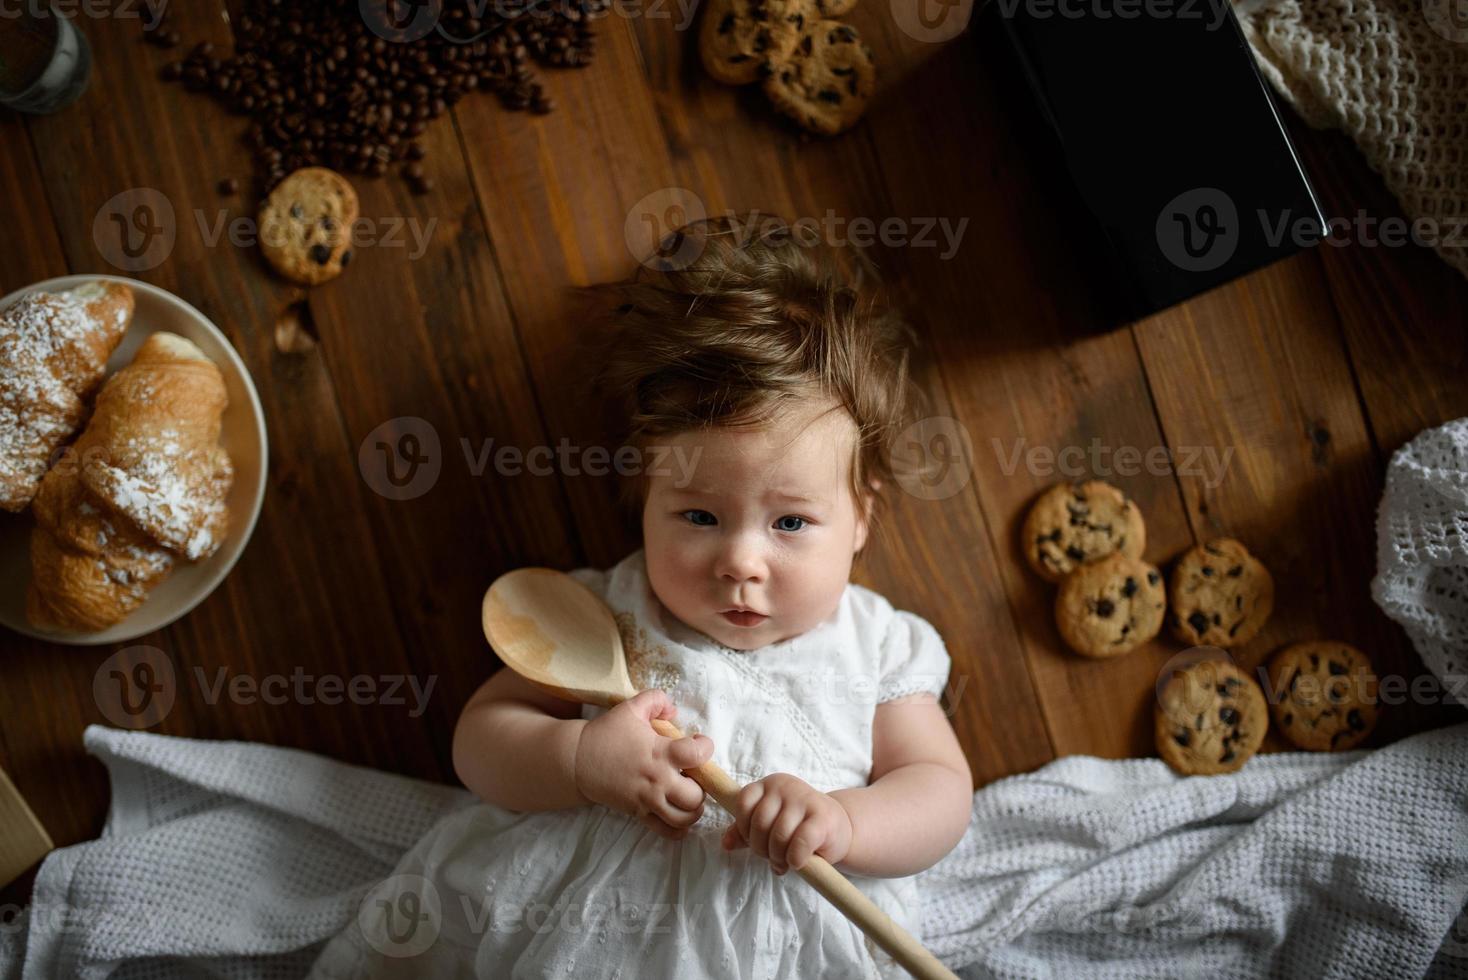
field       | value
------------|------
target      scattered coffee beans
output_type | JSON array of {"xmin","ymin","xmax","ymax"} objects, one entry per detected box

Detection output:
[{"xmin": 158, "ymin": 0, "xmax": 605, "ymax": 193}]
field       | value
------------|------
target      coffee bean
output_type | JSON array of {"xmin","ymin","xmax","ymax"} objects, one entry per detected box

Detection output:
[{"xmin": 159, "ymin": 0, "xmax": 603, "ymax": 187}]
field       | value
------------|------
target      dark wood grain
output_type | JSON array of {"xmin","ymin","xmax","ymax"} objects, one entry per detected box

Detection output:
[{"xmin": 1, "ymin": 0, "xmax": 1465, "ymax": 912}]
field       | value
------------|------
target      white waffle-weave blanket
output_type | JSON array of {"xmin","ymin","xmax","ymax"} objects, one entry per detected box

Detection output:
[{"xmin": 1, "ymin": 719, "xmax": 1464, "ymax": 979}]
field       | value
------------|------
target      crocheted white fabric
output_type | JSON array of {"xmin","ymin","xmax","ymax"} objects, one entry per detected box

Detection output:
[
  {"xmin": 1234, "ymin": 0, "xmax": 1468, "ymax": 279},
  {"xmin": 2, "ymin": 722, "xmax": 1466, "ymax": 979},
  {"xmin": 1372, "ymin": 416, "xmax": 1468, "ymax": 708}
]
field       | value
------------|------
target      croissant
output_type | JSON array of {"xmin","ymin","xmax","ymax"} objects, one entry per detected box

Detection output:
[
  {"xmin": 27, "ymin": 332, "xmax": 233, "ymax": 633},
  {"xmin": 0, "ymin": 281, "xmax": 133, "ymax": 512}
]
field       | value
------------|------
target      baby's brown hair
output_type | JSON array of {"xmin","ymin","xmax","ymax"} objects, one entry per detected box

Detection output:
[{"xmin": 583, "ymin": 213, "xmax": 928, "ymax": 546}]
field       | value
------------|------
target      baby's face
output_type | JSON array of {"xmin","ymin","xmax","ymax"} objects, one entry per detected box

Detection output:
[{"xmin": 642, "ymin": 397, "xmax": 871, "ymax": 651}]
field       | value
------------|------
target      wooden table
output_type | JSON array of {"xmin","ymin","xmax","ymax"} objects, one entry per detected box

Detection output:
[{"xmin": 2, "ymin": 0, "xmax": 1465, "ymax": 905}]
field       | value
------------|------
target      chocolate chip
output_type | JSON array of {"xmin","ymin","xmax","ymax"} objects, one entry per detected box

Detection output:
[
  {"xmin": 1174, "ymin": 730, "xmax": 1190, "ymax": 747},
  {"xmin": 1310, "ymin": 654, "xmax": 1319, "ymax": 669},
  {"xmin": 717, "ymin": 12, "xmax": 735, "ymax": 33},
  {"xmin": 1147, "ymin": 571, "xmax": 1160, "ymax": 586},
  {"xmin": 1095, "ymin": 599, "xmax": 1115, "ymax": 618},
  {"xmin": 1065, "ymin": 545, "xmax": 1085, "ymax": 562},
  {"xmin": 1328, "ymin": 660, "xmax": 1346, "ymax": 676},
  {"xmin": 1187, "ymin": 611, "xmax": 1209, "ymax": 635},
  {"xmin": 1227, "ymin": 565, "xmax": 1243, "ymax": 577},
  {"xmin": 1121, "ymin": 577, "xmax": 1137, "ymax": 597},
  {"xmin": 309, "ymin": 243, "xmax": 332, "ymax": 264},
  {"xmin": 290, "ymin": 203, "xmax": 304, "ymax": 220},
  {"xmin": 1201, "ymin": 565, "xmax": 1214, "ymax": 576},
  {"xmin": 1220, "ymin": 748, "xmax": 1236, "ymax": 763},
  {"xmin": 1220, "ymin": 707, "xmax": 1239, "ymax": 724},
  {"xmin": 1347, "ymin": 709, "xmax": 1364, "ymax": 731},
  {"xmin": 339, "ymin": 250, "xmax": 352, "ymax": 267}
]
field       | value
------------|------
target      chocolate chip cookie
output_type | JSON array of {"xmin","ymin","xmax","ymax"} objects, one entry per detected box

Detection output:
[
  {"xmin": 1168, "ymin": 538, "xmax": 1274, "ymax": 648},
  {"xmin": 1266, "ymin": 641, "xmax": 1379, "ymax": 751},
  {"xmin": 1022, "ymin": 480, "xmax": 1147, "ymax": 584},
  {"xmin": 761, "ymin": 20, "xmax": 875, "ymax": 135},
  {"xmin": 258, "ymin": 167, "xmax": 358, "ymax": 286},
  {"xmin": 1054, "ymin": 552, "xmax": 1166, "ymax": 658},
  {"xmin": 700, "ymin": 0, "xmax": 813, "ymax": 85},
  {"xmin": 1156, "ymin": 656, "xmax": 1269, "ymax": 775}
]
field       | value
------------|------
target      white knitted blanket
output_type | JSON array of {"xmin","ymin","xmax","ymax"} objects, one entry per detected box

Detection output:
[
  {"xmin": 1234, "ymin": 0, "xmax": 1468, "ymax": 279},
  {"xmin": 1373, "ymin": 417, "xmax": 1468, "ymax": 708},
  {"xmin": 2, "ymin": 721, "xmax": 1464, "ymax": 979}
]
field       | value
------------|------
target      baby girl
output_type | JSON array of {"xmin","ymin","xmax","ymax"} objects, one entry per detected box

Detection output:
[{"xmin": 307, "ymin": 215, "xmax": 973, "ymax": 979}]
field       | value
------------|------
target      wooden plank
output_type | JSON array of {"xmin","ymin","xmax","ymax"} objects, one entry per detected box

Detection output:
[
  {"xmin": 12, "ymin": 3, "xmax": 443, "ymax": 804},
  {"xmin": 449, "ymin": 15, "xmax": 682, "ymax": 572},
  {"xmin": 858, "ymin": 30, "xmax": 1199, "ymax": 763},
  {"xmin": 1287, "ymin": 124, "xmax": 1468, "ymax": 455},
  {"xmin": 1132, "ymin": 249, "xmax": 1459, "ymax": 746},
  {"xmin": 296, "ymin": 102, "xmax": 585, "ymax": 755}
]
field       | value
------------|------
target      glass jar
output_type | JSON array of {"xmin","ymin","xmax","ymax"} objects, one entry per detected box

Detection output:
[{"xmin": 0, "ymin": 3, "xmax": 92, "ymax": 114}]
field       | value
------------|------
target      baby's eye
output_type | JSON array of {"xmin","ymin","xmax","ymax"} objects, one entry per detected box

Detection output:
[
  {"xmin": 774, "ymin": 515, "xmax": 808, "ymax": 533},
  {"xmin": 680, "ymin": 509, "xmax": 717, "ymax": 526}
]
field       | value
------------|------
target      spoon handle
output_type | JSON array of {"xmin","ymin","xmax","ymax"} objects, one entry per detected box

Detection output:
[{"xmin": 649, "ymin": 717, "xmax": 959, "ymax": 980}]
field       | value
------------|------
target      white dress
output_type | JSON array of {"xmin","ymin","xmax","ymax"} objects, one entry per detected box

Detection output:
[{"xmin": 306, "ymin": 548, "xmax": 953, "ymax": 979}]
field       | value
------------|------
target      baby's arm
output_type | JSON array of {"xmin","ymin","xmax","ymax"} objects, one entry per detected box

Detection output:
[
  {"xmin": 452, "ymin": 667, "xmax": 716, "ymax": 837},
  {"xmin": 827, "ymin": 693, "xmax": 972, "ymax": 877},
  {"xmin": 452, "ymin": 667, "xmax": 588, "ymax": 812}
]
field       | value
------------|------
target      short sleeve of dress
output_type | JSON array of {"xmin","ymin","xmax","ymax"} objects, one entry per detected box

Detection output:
[{"xmin": 877, "ymin": 609, "xmax": 953, "ymax": 704}]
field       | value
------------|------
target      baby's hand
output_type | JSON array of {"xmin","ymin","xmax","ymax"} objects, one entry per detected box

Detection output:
[
  {"xmin": 720, "ymin": 773, "xmax": 854, "ymax": 875},
  {"xmin": 574, "ymin": 689, "xmax": 714, "ymax": 841}
]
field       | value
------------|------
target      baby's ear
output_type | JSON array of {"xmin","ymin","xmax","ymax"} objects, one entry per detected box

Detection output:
[{"xmin": 854, "ymin": 480, "xmax": 881, "ymax": 553}]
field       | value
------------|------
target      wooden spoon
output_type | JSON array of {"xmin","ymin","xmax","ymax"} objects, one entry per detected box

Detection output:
[{"xmin": 482, "ymin": 567, "xmax": 960, "ymax": 980}]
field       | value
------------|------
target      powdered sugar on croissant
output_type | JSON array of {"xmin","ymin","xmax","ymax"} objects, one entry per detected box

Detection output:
[
  {"xmin": 0, "ymin": 281, "xmax": 133, "ymax": 512},
  {"xmin": 73, "ymin": 333, "xmax": 233, "ymax": 561}
]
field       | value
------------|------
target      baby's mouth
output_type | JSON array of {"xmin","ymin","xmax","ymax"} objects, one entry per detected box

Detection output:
[{"xmin": 719, "ymin": 609, "xmax": 768, "ymax": 628}]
